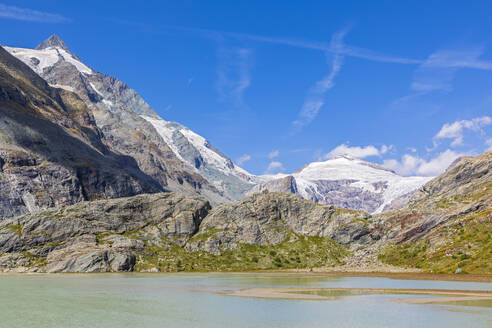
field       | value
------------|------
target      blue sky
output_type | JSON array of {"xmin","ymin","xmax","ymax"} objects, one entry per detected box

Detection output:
[{"xmin": 1, "ymin": 1, "xmax": 492, "ymax": 176}]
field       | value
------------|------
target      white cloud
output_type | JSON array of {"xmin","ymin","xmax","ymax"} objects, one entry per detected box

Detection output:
[
  {"xmin": 236, "ymin": 154, "xmax": 251, "ymax": 165},
  {"xmin": 325, "ymin": 144, "xmax": 393, "ymax": 159},
  {"xmin": 192, "ymin": 26, "xmax": 492, "ymax": 69},
  {"xmin": 265, "ymin": 161, "xmax": 285, "ymax": 174},
  {"xmin": 221, "ymin": 29, "xmax": 421, "ymax": 65},
  {"xmin": 486, "ymin": 138, "xmax": 492, "ymax": 150},
  {"xmin": 423, "ymin": 48, "xmax": 492, "ymax": 70},
  {"xmin": 0, "ymin": 3, "xmax": 69, "ymax": 22},
  {"xmin": 434, "ymin": 116, "xmax": 492, "ymax": 147},
  {"xmin": 268, "ymin": 150, "xmax": 279, "ymax": 159},
  {"xmin": 380, "ymin": 144, "xmax": 394, "ymax": 155},
  {"xmin": 396, "ymin": 49, "xmax": 492, "ymax": 104},
  {"xmin": 216, "ymin": 46, "xmax": 252, "ymax": 108},
  {"xmin": 292, "ymin": 29, "xmax": 346, "ymax": 129},
  {"xmin": 292, "ymin": 101, "xmax": 324, "ymax": 128},
  {"xmin": 383, "ymin": 149, "xmax": 464, "ymax": 176}
]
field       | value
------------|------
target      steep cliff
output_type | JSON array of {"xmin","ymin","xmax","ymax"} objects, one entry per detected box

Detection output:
[{"xmin": 0, "ymin": 45, "xmax": 161, "ymax": 219}]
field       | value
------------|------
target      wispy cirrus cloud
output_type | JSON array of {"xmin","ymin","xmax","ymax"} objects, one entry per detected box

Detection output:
[
  {"xmin": 395, "ymin": 48, "xmax": 492, "ymax": 104},
  {"xmin": 223, "ymin": 30, "xmax": 492, "ymax": 70},
  {"xmin": 216, "ymin": 44, "xmax": 252, "ymax": 108},
  {"xmin": 110, "ymin": 18, "xmax": 492, "ymax": 71},
  {"xmin": 0, "ymin": 3, "xmax": 69, "ymax": 23},
  {"xmin": 268, "ymin": 150, "xmax": 279, "ymax": 159},
  {"xmin": 221, "ymin": 29, "xmax": 421, "ymax": 65},
  {"xmin": 292, "ymin": 28, "xmax": 347, "ymax": 129},
  {"xmin": 486, "ymin": 138, "xmax": 492, "ymax": 150}
]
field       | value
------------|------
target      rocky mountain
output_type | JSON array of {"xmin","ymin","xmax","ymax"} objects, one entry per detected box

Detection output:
[
  {"xmin": 251, "ymin": 155, "xmax": 432, "ymax": 214},
  {"xmin": 376, "ymin": 150, "xmax": 492, "ymax": 274},
  {"xmin": 0, "ymin": 151, "xmax": 489, "ymax": 273},
  {"xmin": 0, "ymin": 193, "xmax": 211, "ymax": 272},
  {"xmin": 0, "ymin": 190, "xmax": 373, "ymax": 273},
  {"xmin": 0, "ymin": 45, "xmax": 161, "ymax": 219},
  {"xmin": 5, "ymin": 35, "xmax": 255, "ymax": 205},
  {"xmin": 4, "ymin": 35, "xmax": 435, "ymax": 215}
]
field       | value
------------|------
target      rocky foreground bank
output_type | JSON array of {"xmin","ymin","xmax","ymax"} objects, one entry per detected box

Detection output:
[{"xmin": 0, "ymin": 191, "xmax": 374, "ymax": 272}]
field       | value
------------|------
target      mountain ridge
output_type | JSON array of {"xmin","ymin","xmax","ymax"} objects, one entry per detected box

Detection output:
[
  {"xmin": 0, "ymin": 45, "xmax": 162, "ymax": 218},
  {"xmin": 3, "ymin": 35, "xmax": 438, "ymax": 214},
  {"xmin": 251, "ymin": 156, "xmax": 433, "ymax": 213},
  {"xmin": 5, "ymin": 35, "xmax": 254, "ymax": 204},
  {"xmin": 0, "ymin": 150, "xmax": 489, "ymax": 273}
]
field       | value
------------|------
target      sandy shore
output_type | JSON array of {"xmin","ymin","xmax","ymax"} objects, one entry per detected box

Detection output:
[
  {"xmin": 1, "ymin": 269, "xmax": 491, "ymax": 283},
  {"xmin": 274, "ymin": 270, "xmax": 492, "ymax": 283},
  {"xmin": 218, "ymin": 287, "xmax": 492, "ymax": 304}
]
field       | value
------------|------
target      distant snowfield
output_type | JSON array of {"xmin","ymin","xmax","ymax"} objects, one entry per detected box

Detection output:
[
  {"xmin": 251, "ymin": 156, "xmax": 433, "ymax": 213},
  {"xmin": 288, "ymin": 156, "xmax": 432, "ymax": 213}
]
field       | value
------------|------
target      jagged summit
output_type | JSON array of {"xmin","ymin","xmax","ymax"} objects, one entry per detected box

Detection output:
[
  {"xmin": 34, "ymin": 34, "xmax": 81, "ymax": 60},
  {"xmin": 35, "ymin": 34, "xmax": 70, "ymax": 51}
]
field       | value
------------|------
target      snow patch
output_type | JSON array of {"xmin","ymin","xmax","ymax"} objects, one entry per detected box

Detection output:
[
  {"xmin": 102, "ymin": 99, "xmax": 113, "ymax": 107},
  {"xmin": 140, "ymin": 115, "xmax": 186, "ymax": 162},
  {"xmin": 49, "ymin": 84, "xmax": 75, "ymax": 92},
  {"xmin": 141, "ymin": 115, "xmax": 254, "ymax": 181},
  {"xmin": 5, "ymin": 46, "xmax": 92, "ymax": 75},
  {"xmin": 89, "ymin": 82, "xmax": 104, "ymax": 96}
]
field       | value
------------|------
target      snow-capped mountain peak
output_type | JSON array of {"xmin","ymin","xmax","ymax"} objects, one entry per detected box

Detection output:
[
  {"xmin": 252, "ymin": 156, "xmax": 433, "ymax": 214},
  {"xmin": 36, "ymin": 34, "xmax": 71, "ymax": 53},
  {"xmin": 141, "ymin": 115, "xmax": 257, "ymax": 195},
  {"xmin": 5, "ymin": 35, "xmax": 93, "ymax": 77}
]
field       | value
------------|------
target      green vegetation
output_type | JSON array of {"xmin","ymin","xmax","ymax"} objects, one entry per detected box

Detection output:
[
  {"xmin": 2, "ymin": 224, "xmax": 23, "ymax": 236},
  {"xmin": 187, "ymin": 228, "xmax": 224, "ymax": 244},
  {"xmin": 135, "ymin": 233, "xmax": 349, "ymax": 272},
  {"xmin": 379, "ymin": 207, "xmax": 492, "ymax": 274},
  {"xmin": 96, "ymin": 233, "xmax": 114, "ymax": 245},
  {"xmin": 22, "ymin": 251, "xmax": 47, "ymax": 268}
]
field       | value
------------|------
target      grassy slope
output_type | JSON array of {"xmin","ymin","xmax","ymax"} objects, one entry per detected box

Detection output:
[
  {"xmin": 379, "ymin": 179, "xmax": 491, "ymax": 274},
  {"xmin": 133, "ymin": 233, "xmax": 348, "ymax": 272}
]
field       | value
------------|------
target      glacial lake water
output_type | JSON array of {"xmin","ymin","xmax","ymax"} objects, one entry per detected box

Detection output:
[{"xmin": 0, "ymin": 273, "xmax": 491, "ymax": 328}]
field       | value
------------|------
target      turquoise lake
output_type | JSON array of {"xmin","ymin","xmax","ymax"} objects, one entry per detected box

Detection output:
[{"xmin": 0, "ymin": 273, "xmax": 491, "ymax": 328}]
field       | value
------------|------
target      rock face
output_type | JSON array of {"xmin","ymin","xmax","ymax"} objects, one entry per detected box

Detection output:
[
  {"xmin": 5, "ymin": 35, "xmax": 255, "ymax": 205},
  {"xmin": 0, "ymin": 45, "xmax": 161, "ymax": 219},
  {"xmin": 140, "ymin": 115, "xmax": 256, "ymax": 201},
  {"xmin": 251, "ymin": 156, "xmax": 432, "ymax": 214},
  {"xmin": 186, "ymin": 191, "xmax": 373, "ymax": 254},
  {"xmin": 378, "ymin": 151, "xmax": 492, "ymax": 243},
  {"xmin": 0, "ymin": 193, "xmax": 211, "ymax": 272},
  {"xmin": 0, "ymin": 151, "xmax": 490, "ymax": 273},
  {"xmin": 375, "ymin": 151, "xmax": 492, "ymax": 274},
  {"xmin": 0, "ymin": 190, "xmax": 373, "ymax": 272}
]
